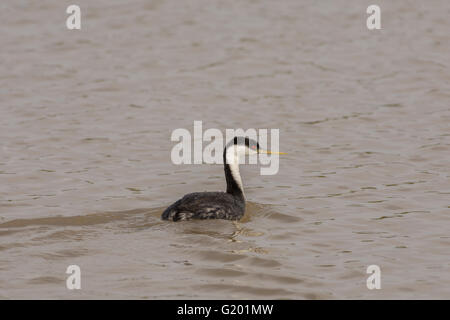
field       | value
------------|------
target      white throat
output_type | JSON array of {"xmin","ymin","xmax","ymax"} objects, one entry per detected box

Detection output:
[{"xmin": 225, "ymin": 145, "xmax": 245, "ymax": 196}]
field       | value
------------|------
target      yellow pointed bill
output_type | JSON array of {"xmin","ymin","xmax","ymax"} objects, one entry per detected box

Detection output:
[{"xmin": 259, "ymin": 149, "xmax": 287, "ymax": 155}]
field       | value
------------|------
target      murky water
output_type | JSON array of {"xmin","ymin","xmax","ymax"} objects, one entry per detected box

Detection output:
[{"xmin": 1, "ymin": 0, "xmax": 449, "ymax": 299}]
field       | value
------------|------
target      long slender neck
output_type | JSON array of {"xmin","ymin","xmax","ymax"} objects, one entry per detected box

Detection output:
[{"xmin": 223, "ymin": 145, "xmax": 245, "ymax": 199}]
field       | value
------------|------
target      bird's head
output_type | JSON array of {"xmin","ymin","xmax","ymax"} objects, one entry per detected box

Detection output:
[{"xmin": 226, "ymin": 136, "xmax": 286, "ymax": 157}]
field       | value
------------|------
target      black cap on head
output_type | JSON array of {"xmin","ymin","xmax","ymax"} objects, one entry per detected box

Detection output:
[{"xmin": 231, "ymin": 136, "xmax": 260, "ymax": 151}]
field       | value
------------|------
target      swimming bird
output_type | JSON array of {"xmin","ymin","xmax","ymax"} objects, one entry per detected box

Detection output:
[{"xmin": 161, "ymin": 136, "xmax": 285, "ymax": 221}]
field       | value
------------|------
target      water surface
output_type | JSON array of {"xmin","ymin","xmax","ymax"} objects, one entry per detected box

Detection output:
[{"xmin": 0, "ymin": 0, "xmax": 449, "ymax": 299}]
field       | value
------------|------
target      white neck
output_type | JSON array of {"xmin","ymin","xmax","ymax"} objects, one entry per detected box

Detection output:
[{"xmin": 225, "ymin": 145, "xmax": 245, "ymax": 196}]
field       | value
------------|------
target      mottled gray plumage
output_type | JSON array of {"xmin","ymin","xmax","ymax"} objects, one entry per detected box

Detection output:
[{"xmin": 161, "ymin": 192, "xmax": 245, "ymax": 221}]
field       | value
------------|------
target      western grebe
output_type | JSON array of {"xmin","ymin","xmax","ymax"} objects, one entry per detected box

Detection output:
[{"xmin": 161, "ymin": 136, "xmax": 285, "ymax": 221}]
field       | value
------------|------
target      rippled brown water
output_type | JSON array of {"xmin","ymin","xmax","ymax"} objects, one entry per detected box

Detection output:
[{"xmin": 1, "ymin": 0, "xmax": 449, "ymax": 299}]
